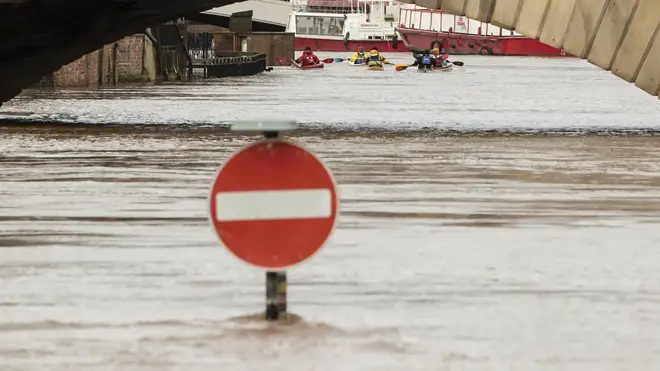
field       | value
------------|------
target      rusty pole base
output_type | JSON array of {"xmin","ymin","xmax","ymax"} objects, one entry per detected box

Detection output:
[{"xmin": 265, "ymin": 271, "xmax": 287, "ymax": 321}]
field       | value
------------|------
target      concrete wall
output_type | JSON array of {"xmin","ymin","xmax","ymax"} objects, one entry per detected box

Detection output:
[
  {"xmin": 143, "ymin": 37, "xmax": 158, "ymax": 81},
  {"xmin": 398, "ymin": 0, "xmax": 660, "ymax": 100},
  {"xmin": 48, "ymin": 34, "xmax": 159, "ymax": 87}
]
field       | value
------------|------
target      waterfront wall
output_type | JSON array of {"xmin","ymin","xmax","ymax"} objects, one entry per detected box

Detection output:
[
  {"xmin": 213, "ymin": 32, "xmax": 295, "ymax": 65},
  {"xmin": 45, "ymin": 34, "xmax": 159, "ymax": 87}
]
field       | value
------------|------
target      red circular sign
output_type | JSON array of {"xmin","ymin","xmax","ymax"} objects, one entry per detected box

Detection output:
[{"xmin": 209, "ymin": 139, "xmax": 339, "ymax": 269}]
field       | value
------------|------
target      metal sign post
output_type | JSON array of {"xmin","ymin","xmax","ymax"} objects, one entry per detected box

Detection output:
[
  {"xmin": 209, "ymin": 121, "xmax": 339, "ymax": 321},
  {"xmin": 234, "ymin": 121, "xmax": 294, "ymax": 321}
]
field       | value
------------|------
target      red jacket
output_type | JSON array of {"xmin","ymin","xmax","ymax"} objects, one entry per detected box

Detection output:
[{"xmin": 296, "ymin": 50, "xmax": 320, "ymax": 66}]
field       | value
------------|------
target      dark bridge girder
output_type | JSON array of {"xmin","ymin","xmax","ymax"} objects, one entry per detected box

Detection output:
[{"xmin": 0, "ymin": 0, "xmax": 242, "ymax": 106}]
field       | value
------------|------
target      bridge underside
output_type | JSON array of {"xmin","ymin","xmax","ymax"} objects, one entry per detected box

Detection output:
[
  {"xmin": 0, "ymin": 0, "xmax": 242, "ymax": 106},
  {"xmin": 399, "ymin": 0, "xmax": 659, "ymax": 99}
]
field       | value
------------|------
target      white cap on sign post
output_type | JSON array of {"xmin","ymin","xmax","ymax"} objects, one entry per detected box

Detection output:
[{"xmin": 230, "ymin": 120, "xmax": 298, "ymax": 133}]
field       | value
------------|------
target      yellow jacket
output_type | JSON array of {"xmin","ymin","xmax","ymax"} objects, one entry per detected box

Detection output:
[
  {"xmin": 366, "ymin": 53, "xmax": 388, "ymax": 64},
  {"xmin": 350, "ymin": 51, "xmax": 367, "ymax": 62}
]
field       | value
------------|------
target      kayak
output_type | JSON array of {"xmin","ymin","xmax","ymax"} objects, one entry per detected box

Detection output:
[
  {"xmin": 291, "ymin": 61, "xmax": 324, "ymax": 69},
  {"xmin": 435, "ymin": 63, "xmax": 454, "ymax": 72},
  {"xmin": 367, "ymin": 64, "xmax": 384, "ymax": 71},
  {"xmin": 348, "ymin": 60, "xmax": 367, "ymax": 66},
  {"xmin": 418, "ymin": 63, "xmax": 454, "ymax": 72}
]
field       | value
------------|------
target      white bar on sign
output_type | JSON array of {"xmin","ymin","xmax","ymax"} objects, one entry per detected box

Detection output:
[{"xmin": 215, "ymin": 189, "xmax": 332, "ymax": 221}]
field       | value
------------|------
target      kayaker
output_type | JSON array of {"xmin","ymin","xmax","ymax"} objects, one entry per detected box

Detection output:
[
  {"xmin": 431, "ymin": 48, "xmax": 450, "ymax": 66},
  {"xmin": 431, "ymin": 48, "xmax": 443, "ymax": 62},
  {"xmin": 295, "ymin": 46, "xmax": 320, "ymax": 66},
  {"xmin": 365, "ymin": 47, "xmax": 389, "ymax": 67},
  {"xmin": 349, "ymin": 46, "xmax": 367, "ymax": 64},
  {"xmin": 411, "ymin": 49, "xmax": 437, "ymax": 69}
]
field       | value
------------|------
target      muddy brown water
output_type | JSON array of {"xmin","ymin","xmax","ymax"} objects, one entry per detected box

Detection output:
[{"xmin": 1, "ymin": 54, "xmax": 660, "ymax": 370}]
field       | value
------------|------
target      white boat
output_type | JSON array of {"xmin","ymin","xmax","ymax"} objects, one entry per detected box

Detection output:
[{"xmin": 286, "ymin": 0, "xmax": 408, "ymax": 52}]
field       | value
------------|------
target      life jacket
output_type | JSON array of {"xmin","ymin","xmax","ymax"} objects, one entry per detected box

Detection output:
[
  {"xmin": 421, "ymin": 55, "xmax": 432, "ymax": 65},
  {"xmin": 301, "ymin": 51, "xmax": 315, "ymax": 64}
]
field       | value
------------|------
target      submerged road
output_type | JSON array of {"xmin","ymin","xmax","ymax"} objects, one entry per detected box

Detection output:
[{"xmin": 1, "ymin": 54, "xmax": 660, "ymax": 370}]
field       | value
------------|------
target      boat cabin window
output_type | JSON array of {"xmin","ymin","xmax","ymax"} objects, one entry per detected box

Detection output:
[{"xmin": 296, "ymin": 15, "xmax": 344, "ymax": 36}]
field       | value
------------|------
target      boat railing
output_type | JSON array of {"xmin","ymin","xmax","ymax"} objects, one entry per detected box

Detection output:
[
  {"xmin": 291, "ymin": 0, "xmax": 398, "ymax": 14},
  {"xmin": 292, "ymin": 5, "xmax": 364, "ymax": 13},
  {"xmin": 190, "ymin": 52, "xmax": 267, "ymax": 66},
  {"xmin": 397, "ymin": 7, "xmax": 516, "ymax": 37}
]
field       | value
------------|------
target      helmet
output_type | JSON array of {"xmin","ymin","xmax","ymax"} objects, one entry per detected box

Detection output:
[
  {"xmin": 304, "ymin": 46, "xmax": 312, "ymax": 50},
  {"xmin": 423, "ymin": 49, "xmax": 430, "ymax": 55},
  {"xmin": 432, "ymin": 48, "xmax": 439, "ymax": 54}
]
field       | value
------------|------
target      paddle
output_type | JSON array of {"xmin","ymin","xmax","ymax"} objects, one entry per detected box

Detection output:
[
  {"xmin": 395, "ymin": 56, "xmax": 464, "ymax": 71},
  {"xmin": 340, "ymin": 57, "xmax": 395, "ymax": 65},
  {"xmin": 411, "ymin": 53, "xmax": 465, "ymax": 67},
  {"xmin": 275, "ymin": 57, "xmax": 341, "ymax": 65},
  {"xmin": 438, "ymin": 54, "xmax": 464, "ymax": 66},
  {"xmin": 395, "ymin": 62, "xmax": 457, "ymax": 71},
  {"xmin": 292, "ymin": 58, "xmax": 335, "ymax": 64}
]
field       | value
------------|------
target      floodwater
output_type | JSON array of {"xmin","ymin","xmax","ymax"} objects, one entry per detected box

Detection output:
[{"xmin": 1, "ymin": 54, "xmax": 660, "ymax": 370}]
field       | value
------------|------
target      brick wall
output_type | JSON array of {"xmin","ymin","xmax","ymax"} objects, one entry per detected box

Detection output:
[
  {"xmin": 51, "ymin": 50, "xmax": 99, "ymax": 86},
  {"xmin": 115, "ymin": 36, "xmax": 145, "ymax": 78},
  {"xmin": 100, "ymin": 44, "xmax": 116, "ymax": 85},
  {"xmin": 49, "ymin": 34, "xmax": 154, "ymax": 87},
  {"xmin": 233, "ymin": 33, "xmax": 295, "ymax": 65},
  {"xmin": 213, "ymin": 32, "xmax": 235, "ymax": 52}
]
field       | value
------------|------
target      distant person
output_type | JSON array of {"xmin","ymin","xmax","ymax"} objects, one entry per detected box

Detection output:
[
  {"xmin": 295, "ymin": 46, "xmax": 320, "ymax": 66},
  {"xmin": 411, "ymin": 49, "xmax": 437, "ymax": 70},
  {"xmin": 365, "ymin": 47, "xmax": 388, "ymax": 67},
  {"xmin": 431, "ymin": 47, "xmax": 449, "ymax": 66},
  {"xmin": 349, "ymin": 46, "xmax": 367, "ymax": 64},
  {"xmin": 431, "ymin": 47, "xmax": 443, "ymax": 61}
]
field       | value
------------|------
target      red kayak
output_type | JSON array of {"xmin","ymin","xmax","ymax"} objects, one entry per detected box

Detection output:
[{"xmin": 290, "ymin": 61, "xmax": 324, "ymax": 69}]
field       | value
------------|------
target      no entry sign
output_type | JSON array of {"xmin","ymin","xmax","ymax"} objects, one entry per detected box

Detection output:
[{"xmin": 209, "ymin": 139, "xmax": 339, "ymax": 269}]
